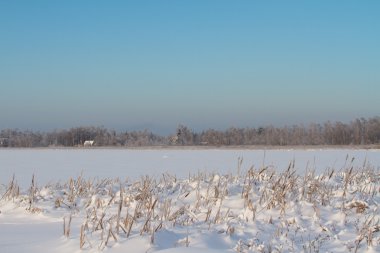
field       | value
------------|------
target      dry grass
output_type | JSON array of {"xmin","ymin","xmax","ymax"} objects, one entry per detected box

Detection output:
[{"xmin": 1, "ymin": 159, "xmax": 380, "ymax": 252}]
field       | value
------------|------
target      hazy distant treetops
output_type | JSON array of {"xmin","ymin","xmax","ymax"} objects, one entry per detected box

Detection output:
[{"xmin": 0, "ymin": 117, "xmax": 379, "ymax": 147}]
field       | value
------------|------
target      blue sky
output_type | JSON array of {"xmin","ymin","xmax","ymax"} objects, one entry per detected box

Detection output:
[{"xmin": 0, "ymin": 1, "xmax": 379, "ymax": 134}]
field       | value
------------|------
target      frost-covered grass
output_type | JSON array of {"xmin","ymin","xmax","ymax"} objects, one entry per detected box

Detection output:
[{"xmin": 1, "ymin": 157, "xmax": 380, "ymax": 253}]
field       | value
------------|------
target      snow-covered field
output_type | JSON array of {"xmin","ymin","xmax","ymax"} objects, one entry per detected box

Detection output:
[
  {"xmin": 1, "ymin": 148, "xmax": 380, "ymax": 187},
  {"xmin": 1, "ymin": 148, "xmax": 380, "ymax": 253}
]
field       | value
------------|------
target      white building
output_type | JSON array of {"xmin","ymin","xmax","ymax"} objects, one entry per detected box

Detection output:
[{"xmin": 83, "ymin": 140, "xmax": 94, "ymax": 147}]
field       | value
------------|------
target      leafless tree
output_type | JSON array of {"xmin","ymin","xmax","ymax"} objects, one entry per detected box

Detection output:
[{"xmin": 1, "ymin": 117, "xmax": 380, "ymax": 147}]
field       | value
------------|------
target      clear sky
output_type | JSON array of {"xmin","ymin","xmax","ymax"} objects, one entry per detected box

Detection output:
[{"xmin": 1, "ymin": 1, "xmax": 379, "ymax": 134}]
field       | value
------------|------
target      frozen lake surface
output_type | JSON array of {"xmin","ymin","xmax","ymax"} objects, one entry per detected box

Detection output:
[{"xmin": 1, "ymin": 148, "xmax": 380, "ymax": 187}]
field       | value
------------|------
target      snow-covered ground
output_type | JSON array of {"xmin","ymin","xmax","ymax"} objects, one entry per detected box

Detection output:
[
  {"xmin": 1, "ymin": 148, "xmax": 380, "ymax": 253},
  {"xmin": 1, "ymin": 148, "xmax": 380, "ymax": 187}
]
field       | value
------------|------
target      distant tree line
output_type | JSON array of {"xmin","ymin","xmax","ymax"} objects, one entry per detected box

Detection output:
[{"xmin": 1, "ymin": 117, "xmax": 380, "ymax": 147}]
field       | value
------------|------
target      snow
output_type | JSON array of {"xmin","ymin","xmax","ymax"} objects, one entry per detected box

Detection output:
[
  {"xmin": 1, "ymin": 148, "xmax": 379, "ymax": 187},
  {"xmin": 1, "ymin": 148, "xmax": 380, "ymax": 253}
]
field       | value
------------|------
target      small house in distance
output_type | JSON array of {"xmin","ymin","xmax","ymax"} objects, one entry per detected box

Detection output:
[{"xmin": 83, "ymin": 140, "xmax": 95, "ymax": 147}]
